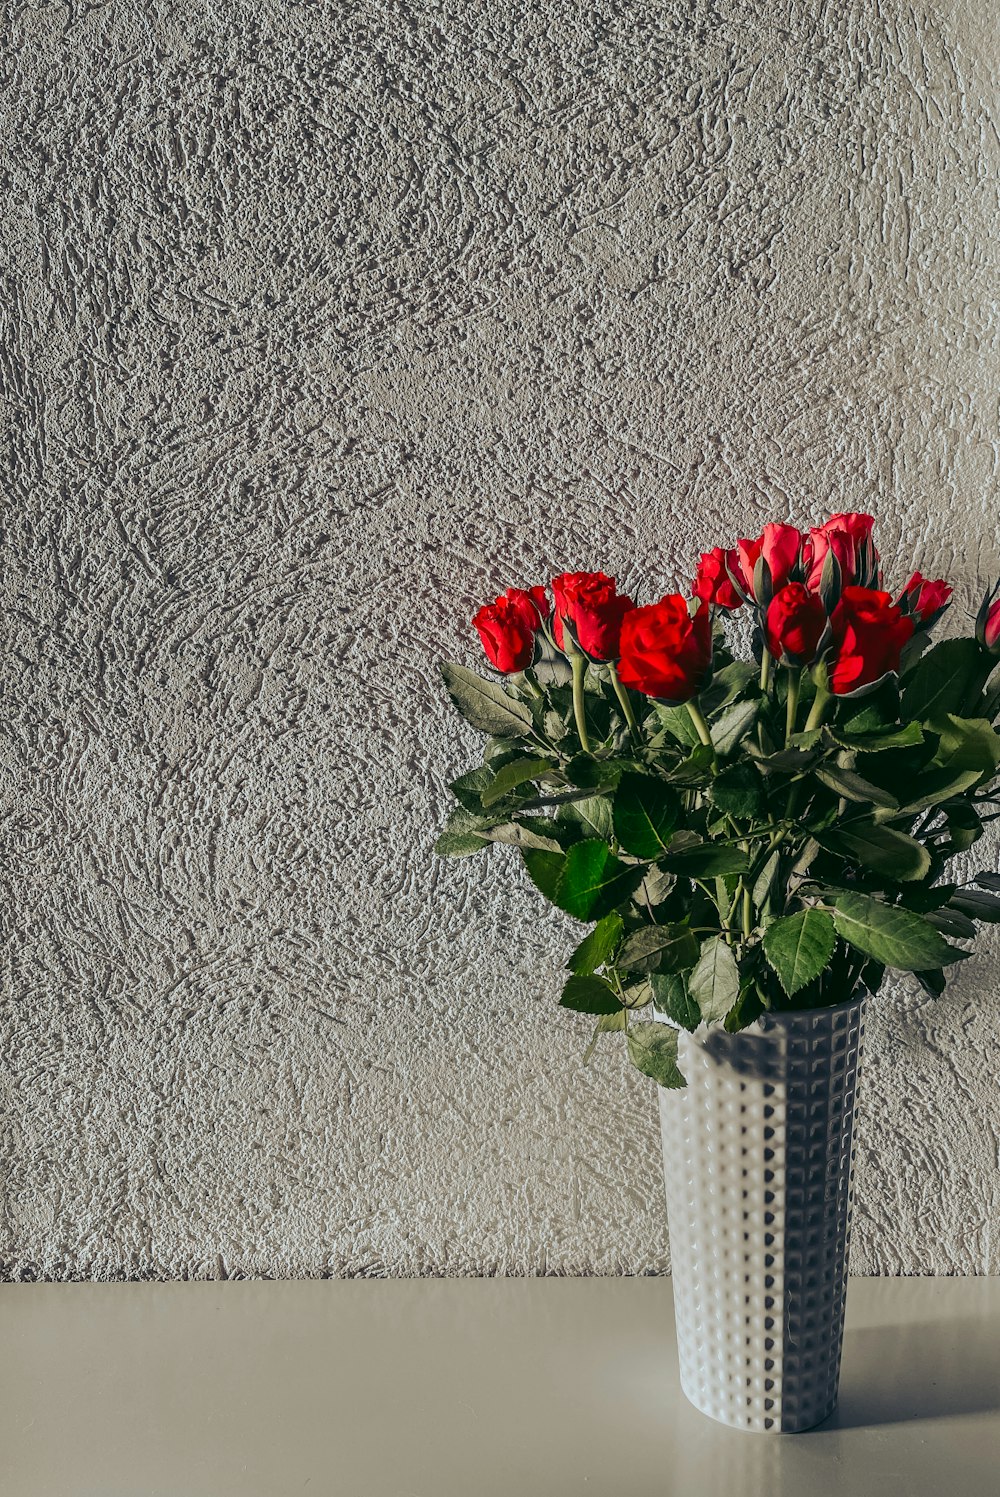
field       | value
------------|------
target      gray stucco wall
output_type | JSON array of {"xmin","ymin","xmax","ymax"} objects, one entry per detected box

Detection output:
[{"xmin": 3, "ymin": 2, "xmax": 998, "ymax": 1279}]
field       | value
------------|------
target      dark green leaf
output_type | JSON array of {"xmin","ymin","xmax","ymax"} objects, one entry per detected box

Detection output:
[
  {"xmin": 974, "ymin": 871, "xmax": 1000, "ymax": 892},
  {"xmin": 924, "ymin": 907, "xmax": 977, "ymax": 939},
  {"xmin": 556, "ymin": 840, "xmax": 644, "ymax": 922},
  {"xmin": 566, "ymin": 912, "xmax": 625, "ymax": 974},
  {"xmin": 617, "ymin": 923, "xmax": 700, "ymax": 975},
  {"xmin": 827, "ymin": 722, "xmax": 924, "ymax": 752},
  {"xmin": 897, "ymin": 768, "xmax": 984, "ymax": 814},
  {"xmin": 724, "ymin": 985, "xmax": 765, "ymax": 1032},
  {"xmin": 814, "ymin": 765, "xmax": 899, "ymax": 808},
  {"xmin": 688, "ymin": 935, "xmax": 740, "ymax": 1021},
  {"xmin": 900, "ymin": 638, "xmax": 992, "ymax": 721},
  {"xmin": 763, "ymin": 909, "xmax": 837, "ymax": 997},
  {"xmin": 521, "ymin": 848, "xmax": 565, "ymax": 904},
  {"xmin": 557, "ymin": 794, "xmax": 614, "ymax": 843},
  {"xmin": 565, "ymin": 754, "xmax": 626, "ymax": 789},
  {"xmin": 950, "ymin": 889, "xmax": 1000, "ymax": 924},
  {"xmin": 650, "ymin": 971, "xmax": 700, "ymax": 1031},
  {"xmin": 441, "ymin": 662, "xmax": 535, "ymax": 737},
  {"xmin": 481, "ymin": 756, "xmax": 554, "ymax": 807},
  {"xmin": 710, "ymin": 763, "xmax": 766, "ymax": 818},
  {"xmin": 613, "ymin": 772, "xmax": 680, "ymax": 857},
  {"xmin": 711, "ymin": 698, "xmax": 759, "ymax": 755},
  {"xmin": 817, "ymin": 821, "xmax": 931, "ymax": 882},
  {"xmin": 652, "ymin": 702, "xmax": 701, "ymax": 746},
  {"xmin": 560, "ymin": 974, "xmax": 621, "ymax": 1014},
  {"xmin": 450, "ymin": 766, "xmax": 496, "ymax": 811},
  {"xmin": 831, "ymin": 892, "xmax": 968, "ymax": 971},
  {"xmin": 626, "ymin": 1022, "xmax": 686, "ymax": 1088},
  {"xmin": 660, "ymin": 843, "xmax": 750, "ymax": 876}
]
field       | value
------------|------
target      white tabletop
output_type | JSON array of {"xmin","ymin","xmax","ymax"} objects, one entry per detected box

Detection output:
[{"xmin": 2, "ymin": 1276, "xmax": 997, "ymax": 1496}]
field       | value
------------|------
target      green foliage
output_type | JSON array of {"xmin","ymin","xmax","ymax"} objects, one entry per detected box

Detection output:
[
  {"xmin": 437, "ymin": 604, "xmax": 1000, "ymax": 1089},
  {"xmin": 763, "ymin": 910, "xmax": 837, "ymax": 997},
  {"xmin": 626, "ymin": 1022, "xmax": 686, "ymax": 1088},
  {"xmin": 613, "ymin": 772, "xmax": 680, "ymax": 857},
  {"xmin": 560, "ymin": 974, "xmax": 621, "ymax": 1014}
]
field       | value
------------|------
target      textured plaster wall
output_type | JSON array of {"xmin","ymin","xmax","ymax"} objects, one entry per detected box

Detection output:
[{"xmin": 2, "ymin": 1, "xmax": 999, "ymax": 1280}]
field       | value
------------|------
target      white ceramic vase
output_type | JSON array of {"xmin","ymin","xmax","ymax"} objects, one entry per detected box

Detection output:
[{"xmin": 657, "ymin": 996, "xmax": 866, "ymax": 1433}]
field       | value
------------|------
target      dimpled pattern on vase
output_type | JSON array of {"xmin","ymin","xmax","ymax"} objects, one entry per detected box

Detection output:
[{"xmin": 658, "ymin": 997, "xmax": 866, "ymax": 1433}]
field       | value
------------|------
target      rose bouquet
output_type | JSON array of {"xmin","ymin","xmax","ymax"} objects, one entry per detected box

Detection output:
[{"xmin": 437, "ymin": 514, "xmax": 1000, "ymax": 1088}]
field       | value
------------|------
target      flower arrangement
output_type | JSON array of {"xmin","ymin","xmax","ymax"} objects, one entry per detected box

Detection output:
[{"xmin": 438, "ymin": 514, "xmax": 1000, "ymax": 1087}]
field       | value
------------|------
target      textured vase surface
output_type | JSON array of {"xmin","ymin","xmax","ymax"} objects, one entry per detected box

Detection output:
[{"xmin": 658, "ymin": 996, "xmax": 866, "ymax": 1433}]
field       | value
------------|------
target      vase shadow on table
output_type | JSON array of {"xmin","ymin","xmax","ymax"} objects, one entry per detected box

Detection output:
[{"xmin": 824, "ymin": 1316, "xmax": 1000, "ymax": 1429}]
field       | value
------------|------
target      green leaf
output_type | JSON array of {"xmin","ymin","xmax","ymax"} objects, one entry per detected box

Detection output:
[
  {"xmin": 434, "ymin": 830, "xmax": 489, "ymax": 858},
  {"xmin": 485, "ymin": 819, "xmax": 567, "ymax": 853},
  {"xmin": 521, "ymin": 848, "xmax": 565, "ymax": 904},
  {"xmin": 896, "ymin": 768, "xmax": 984, "ymax": 814},
  {"xmin": 652, "ymin": 702, "xmax": 701, "ymax": 746},
  {"xmin": 900, "ymin": 638, "xmax": 992, "ymax": 721},
  {"xmin": 688, "ymin": 935, "xmax": 740, "ymax": 1022},
  {"xmin": 724, "ymin": 985, "xmax": 765, "ymax": 1033},
  {"xmin": 924, "ymin": 907, "xmax": 978, "ymax": 939},
  {"xmin": 929, "ymin": 715, "xmax": 1000, "ymax": 776},
  {"xmin": 612, "ymin": 772, "xmax": 680, "ymax": 857},
  {"xmin": 763, "ymin": 910, "xmax": 837, "ymax": 997},
  {"xmin": 565, "ymin": 754, "xmax": 626, "ymax": 789},
  {"xmin": 817, "ymin": 820, "xmax": 931, "ymax": 882},
  {"xmin": 950, "ymin": 889, "xmax": 1000, "ymax": 924},
  {"xmin": 566, "ymin": 912, "xmax": 624, "ymax": 974},
  {"xmin": 560, "ymin": 974, "xmax": 621, "ymax": 1014},
  {"xmin": 831, "ymin": 892, "xmax": 968, "ymax": 971},
  {"xmin": 710, "ymin": 698, "xmax": 759, "ymax": 755},
  {"xmin": 659, "ymin": 842, "xmax": 750, "ymax": 876},
  {"xmin": 710, "ymin": 763, "xmax": 766, "ymax": 819},
  {"xmin": 557, "ymin": 794, "xmax": 614, "ymax": 843},
  {"xmin": 626, "ymin": 1022, "xmax": 686, "ymax": 1088},
  {"xmin": 814, "ymin": 765, "xmax": 899, "ymax": 809},
  {"xmin": 650, "ymin": 971, "xmax": 699, "ymax": 1031},
  {"xmin": 450, "ymin": 766, "xmax": 497, "ymax": 811},
  {"xmin": 555, "ymin": 840, "xmax": 644, "ymax": 922},
  {"xmin": 441, "ymin": 662, "xmax": 535, "ymax": 737},
  {"xmin": 827, "ymin": 722, "xmax": 925, "ymax": 752},
  {"xmin": 480, "ymin": 756, "xmax": 554, "ymax": 807},
  {"xmin": 617, "ymin": 923, "xmax": 700, "ymax": 975},
  {"xmin": 974, "ymin": 871, "xmax": 1000, "ymax": 892},
  {"xmin": 752, "ymin": 850, "xmax": 782, "ymax": 909}
]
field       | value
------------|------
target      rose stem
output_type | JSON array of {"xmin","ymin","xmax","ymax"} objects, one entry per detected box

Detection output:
[
  {"xmin": 686, "ymin": 698, "xmax": 713, "ymax": 749},
  {"xmin": 759, "ymin": 651, "xmax": 771, "ymax": 694},
  {"xmin": 571, "ymin": 654, "xmax": 591, "ymax": 753},
  {"xmin": 608, "ymin": 663, "xmax": 640, "ymax": 744},
  {"xmin": 784, "ymin": 668, "xmax": 801, "ymax": 744}
]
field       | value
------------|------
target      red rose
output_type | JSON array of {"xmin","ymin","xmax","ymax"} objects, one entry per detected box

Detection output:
[
  {"xmin": 551, "ymin": 571, "xmax": 635, "ymax": 661},
  {"xmin": 896, "ymin": 571, "xmax": 952, "ymax": 624},
  {"xmin": 984, "ymin": 599, "xmax": 1000, "ymax": 652},
  {"xmin": 693, "ymin": 546, "xmax": 744, "ymax": 609},
  {"xmin": 764, "ymin": 583, "xmax": 828, "ymax": 666},
  {"xmin": 829, "ymin": 586, "xmax": 914, "ymax": 695},
  {"xmin": 616, "ymin": 596, "xmax": 713, "ymax": 702},
  {"xmin": 805, "ymin": 512, "xmax": 878, "ymax": 592},
  {"xmin": 736, "ymin": 523, "xmax": 803, "ymax": 601},
  {"xmin": 473, "ymin": 586, "xmax": 548, "ymax": 673}
]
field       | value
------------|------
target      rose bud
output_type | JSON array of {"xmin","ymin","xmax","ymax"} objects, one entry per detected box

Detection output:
[
  {"xmin": 551, "ymin": 571, "xmax": 635, "ymax": 661},
  {"xmin": 828, "ymin": 586, "xmax": 914, "ymax": 695},
  {"xmin": 616, "ymin": 596, "xmax": 713, "ymax": 703},
  {"xmin": 764, "ymin": 583, "xmax": 828, "ymax": 667},
  {"xmin": 896, "ymin": 571, "xmax": 952, "ymax": 627},
  {"xmin": 736, "ymin": 523, "xmax": 803, "ymax": 606},
  {"xmin": 805, "ymin": 512, "xmax": 878, "ymax": 593},
  {"xmin": 975, "ymin": 582, "xmax": 1000, "ymax": 654},
  {"xmin": 693, "ymin": 546, "xmax": 744, "ymax": 609},
  {"xmin": 473, "ymin": 586, "xmax": 548, "ymax": 673}
]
